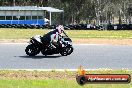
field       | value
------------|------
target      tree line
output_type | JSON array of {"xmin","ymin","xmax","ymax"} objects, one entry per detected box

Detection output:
[{"xmin": 0, "ymin": 0, "xmax": 132, "ymax": 25}]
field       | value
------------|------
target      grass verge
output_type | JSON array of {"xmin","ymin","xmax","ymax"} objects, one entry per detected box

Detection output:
[
  {"xmin": 0, "ymin": 70, "xmax": 131, "ymax": 88},
  {"xmin": 1, "ymin": 28, "xmax": 132, "ymax": 39}
]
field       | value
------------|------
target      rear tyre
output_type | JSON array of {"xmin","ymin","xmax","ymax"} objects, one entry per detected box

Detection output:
[{"xmin": 25, "ymin": 44, "xmax": 40, "ymax": 56}]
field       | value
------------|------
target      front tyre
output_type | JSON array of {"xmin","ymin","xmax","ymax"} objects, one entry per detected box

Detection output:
[
  {"xmin": 60, "ymin": 46, "xmax": 73, "ymax": 56},
  {"xmin": 25, "ymin": 44, "xmax": 39, "ymax": 56},
  {"xmin": 67, "ymin": 46, "xmax": 73, "ymax": 55}
]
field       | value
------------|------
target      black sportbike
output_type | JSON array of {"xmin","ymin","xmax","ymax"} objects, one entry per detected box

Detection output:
[{"xmin": 25, "ymin": 31, "xmax": 73, "ymax": 56}]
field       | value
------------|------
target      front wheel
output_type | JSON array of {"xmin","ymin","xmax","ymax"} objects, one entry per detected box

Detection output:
[
  {"xmin": 25, "ymin": 44, "xmax": 40, "ymax": 56},
  {"xmin": 66, "ymin": 46, "xmax": 73, "ymax": 55},
  {"xmin": 60, "ymin": 46, "xmax": 73, "ymax": 56}
]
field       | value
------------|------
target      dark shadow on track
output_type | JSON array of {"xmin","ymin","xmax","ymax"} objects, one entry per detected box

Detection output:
[{"xmin": 16, "ymin": 55, "xmax": 62, "ymax": 59}]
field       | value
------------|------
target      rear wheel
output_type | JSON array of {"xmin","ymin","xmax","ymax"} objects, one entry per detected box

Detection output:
[{"xmin": 25, "ymin": 44, "xmax": 40, "ymax": 56}]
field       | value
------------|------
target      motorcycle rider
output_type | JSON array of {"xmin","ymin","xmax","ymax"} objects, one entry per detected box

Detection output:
[{"xmin": 41, "ymin": 25, "xmax": 64, "ymax": 48}]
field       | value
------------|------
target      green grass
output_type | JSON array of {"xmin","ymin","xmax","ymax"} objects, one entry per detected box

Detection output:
[
  {"xmin": 1, "ymin": 28, "xmax": 132, "ymax": 39},
  {"xmin": 0, "ymin": 28, "xmax": 49, "ymax": 39},
  {"xmin": 0, "ymin": 70, "xmax": 131, "ymax": 88},
  {"xmin": 0, "ymin": 79, "xmax": 130, "ymax": 88}
]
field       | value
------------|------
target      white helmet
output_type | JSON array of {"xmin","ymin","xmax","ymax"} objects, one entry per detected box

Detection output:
[{"xmin": 56, "ymin": 25, "xmax": 64, "ymax": 34}]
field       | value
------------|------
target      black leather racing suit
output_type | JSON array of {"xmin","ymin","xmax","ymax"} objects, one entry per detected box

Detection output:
[{"xmin": 41, "ymin": 29, "xmax": 58, "ymax": 45}]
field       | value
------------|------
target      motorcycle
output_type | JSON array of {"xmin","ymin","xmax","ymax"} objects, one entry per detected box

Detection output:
[{"xmin": 25, "ymin": 31, "xmax": 73, "ymax": 56}]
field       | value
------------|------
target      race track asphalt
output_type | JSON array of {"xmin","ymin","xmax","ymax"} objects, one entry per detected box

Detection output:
[{"xmin": 0, "ymin": 43, "xmax": 132, "ymax": 69}]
